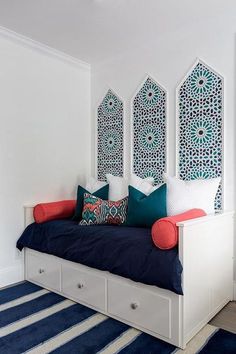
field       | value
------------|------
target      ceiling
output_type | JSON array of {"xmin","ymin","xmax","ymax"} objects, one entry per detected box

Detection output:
[{"xmin": 0, "ymin": 0, "xmax": 234, "ymax": 64}]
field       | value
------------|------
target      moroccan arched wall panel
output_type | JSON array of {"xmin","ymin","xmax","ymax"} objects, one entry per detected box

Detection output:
[
  {"xmin": 132, "ymin": 76, "xmax": 167, "ymax": 185},
  {"xmin": 97, "ymin": 89, "xmax": 124, "ymax": 181},
  {"xmin": 177, "ymin": 60, "xmax": 223, "ymax": 209}
]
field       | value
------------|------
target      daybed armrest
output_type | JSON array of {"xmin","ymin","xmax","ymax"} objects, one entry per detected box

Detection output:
[
  {"xmin": 24, "ymin": 205, "xmax": 34, "ymax": 228},
  {"xmin": 176, "ymin": 210, "xmax": 234, "ymax": 228},
  {"xmin": 177, "ymin": 210, "xmax": 234, "ymax": 345}
]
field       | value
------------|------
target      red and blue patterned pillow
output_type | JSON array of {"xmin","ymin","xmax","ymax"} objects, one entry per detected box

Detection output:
[{"xmin": 80, "ymin": 193, "xmax": 128, "ymax": 225}]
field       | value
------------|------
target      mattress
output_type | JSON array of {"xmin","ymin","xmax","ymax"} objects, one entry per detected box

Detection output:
[{"xmin": 17, "ymin": 220, "xmax": 183, "ymax": 295}]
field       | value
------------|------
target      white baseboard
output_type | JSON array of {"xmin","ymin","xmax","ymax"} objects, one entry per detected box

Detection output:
[{"xmin": 0, "ymin": 262, "xmax": 24, "ymax": 288}]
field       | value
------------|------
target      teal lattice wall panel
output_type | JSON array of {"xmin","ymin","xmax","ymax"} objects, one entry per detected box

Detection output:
[
  {"xmin": 132, "ymin": 76, "xmax": 167, "ymax": 185},
  {"xmin": 177, "ymin": 60, "xmax": 224, "ymax": 209},
  {"xmin": 97, "ymin": 89, "xmax": 124, "ymax": 180}
]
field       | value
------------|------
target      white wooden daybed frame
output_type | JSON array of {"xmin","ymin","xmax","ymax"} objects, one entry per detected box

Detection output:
[{"xmin": 23, "ymin": 206, "xmax": 234, "ymax": 349}]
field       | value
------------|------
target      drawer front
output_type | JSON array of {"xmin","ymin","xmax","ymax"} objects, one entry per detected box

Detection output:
[
  {"xmin": 27, "ymin": 252, "xmax": 60, "ymax": 291},
  {"xmin": 108, "ymin": 279, "xmax": 171, "ymax": 339},
  {"xmin": 62, "ymin": 264, "xmax": 106, "ymax": 311}
]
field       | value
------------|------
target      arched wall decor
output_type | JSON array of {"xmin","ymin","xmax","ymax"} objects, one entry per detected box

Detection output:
[
  {"xmin": 97, "ymin": 89, "xmax": 124, "ymax": 181},
  {"xmin": 177, "ymin": 59, "xmax": 224, "ymax": 209},
  {"xmin": 131, "ymin": 76, "xmax": 167, "ymax": 185}
]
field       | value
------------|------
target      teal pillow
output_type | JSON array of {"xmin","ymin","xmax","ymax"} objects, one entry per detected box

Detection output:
[
  {"xmin": 72, "ymin": 184, "xmax": 109, "ymax": 221},
  {"xmin": 126, "ymin": 184, "xmax": 167, "ymax": 228}
]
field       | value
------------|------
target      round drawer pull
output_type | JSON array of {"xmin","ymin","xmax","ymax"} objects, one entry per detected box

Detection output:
[
  {"xmin": 130, "ymin": 302, "xmax": 139, "ymax": 310},
  {"xmin": 38, "ymin": 268, "xmax": 45, "ymax": 274},
  {"xmin": 77, "ymin": 283, "xmax": 84, "ymax": 289}
]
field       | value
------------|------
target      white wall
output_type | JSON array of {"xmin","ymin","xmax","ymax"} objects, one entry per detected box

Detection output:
[
  {"xmin": 91, "ymin": 9, "xmax": 236, "ymax": 276},
  {"xmin": 0, "ymin": 35, "xmax": 91, "ymax": 286}
]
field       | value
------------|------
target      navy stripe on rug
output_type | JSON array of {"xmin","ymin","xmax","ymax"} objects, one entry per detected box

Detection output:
[
  {"xmin": 119, "ymin": 332, "xmax": 176, "ymax": 354},
  {"xmin": 0, "ymin": 303, "xmax": 95, "ymax": 354},
  {"xmin": 2, "ymin": 282, "xmax": 235, "ymax": 354},
  {"xmin": 0, "ymin": 282, "xmax": 41, "ymax": 305},
  {"xmin": 198, "ymin": 329, "xmax": 236, "ymax": 354},
  {"xmin": 52, "ymin": 318, "xmax": 129, "ymax": 354},
  {"xmin": 0, "ymin": 292, "xmax": 65, "ymax": 328}
]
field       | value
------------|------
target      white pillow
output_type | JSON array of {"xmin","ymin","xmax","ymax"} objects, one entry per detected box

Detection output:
[
  {"xmin": 164, "ymin": 174, "xmax": 221, "ymax": 216},
  {"xmin": 85, "ymin": 177, "xmax": 107, "ymax": 193},
  {"xmin": 106, "ymin": 174, "xmax": 128, "ymax": 201},
  {"xmin": 106, "ymin": 173, "xmax": 155, "ymax": 201},
  {"xmin": 130, "ymin": 173, "xmax": 156, "ymax": 196}
]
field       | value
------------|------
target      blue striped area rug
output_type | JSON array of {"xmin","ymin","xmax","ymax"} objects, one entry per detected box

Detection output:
[{"xmin": 0, "ymin": 282, "xmax": 235, "ymax": 354}]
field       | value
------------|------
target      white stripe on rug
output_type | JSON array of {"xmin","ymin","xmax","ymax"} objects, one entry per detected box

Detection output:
[
  {"xmin": 174, "ymin": 324, "xmax": 217, "ymax": 354},
  {"xmin": 26, "ymin": 313, "xmax": 107, "ymax": 354},
  {"xmin": 0, "ymin": 289, "xmax": 49, "ymax": 312},
  {"xmin": 98, "ymin": 328, "xmax": 141, "ymax": 354},
  {"xmin": 0, "ymin": 299, "xmax": 74, "ymax": 337}
]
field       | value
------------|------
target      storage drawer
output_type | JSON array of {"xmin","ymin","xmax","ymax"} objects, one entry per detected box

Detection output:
[
  {"xmin": 27, "ymin": 252, "xmax": 60, "ymax": 291},
  {"xmin": 62, "ymin": 264, "xmax": 106, "ymax": 311},
  {"xmin": 108, "ymin": 279, "xmax": 171, "ymax": 339}
]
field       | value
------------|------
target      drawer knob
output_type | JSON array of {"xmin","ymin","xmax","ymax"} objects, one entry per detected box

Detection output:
[
  {"xmin": 77, "ymin": 283, "xmax": 84, "ymax": 289},
  {"xmin": 130, "ymin": 302, "xmax": 139, "ymax": 310},
  {"xmin": 38, "ymin": 268, "xmax": 45, "ymax": 274}
]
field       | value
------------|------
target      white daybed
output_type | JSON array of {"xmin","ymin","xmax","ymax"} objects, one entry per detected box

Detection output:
[{"xmin": 23, "ymin": 206, "xmax": 234, "ymax": 349}]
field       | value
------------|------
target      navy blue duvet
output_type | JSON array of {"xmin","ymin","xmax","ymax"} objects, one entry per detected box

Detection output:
[{"xmin": 17, "ymin": 220, "xmax": 183, "ymax": 295}]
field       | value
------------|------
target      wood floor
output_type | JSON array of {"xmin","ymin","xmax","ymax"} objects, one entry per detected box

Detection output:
[{"xmin": 209, "ymin": 301, "xmax": 236, "ymax": 333}]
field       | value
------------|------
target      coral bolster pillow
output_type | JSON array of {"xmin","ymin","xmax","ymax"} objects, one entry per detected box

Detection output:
[
  {"xmin": 152, "ymin": 209, "xmax": 206, "ymax": 250},
  {"xmin": 34, "ymin": 200, "xmax": 76, "ymax": 223}
]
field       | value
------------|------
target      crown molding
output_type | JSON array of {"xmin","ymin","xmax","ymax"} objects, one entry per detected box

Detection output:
[{"xmin": 0, "ymin": 25, "xmax": 91, "ymax": 70}]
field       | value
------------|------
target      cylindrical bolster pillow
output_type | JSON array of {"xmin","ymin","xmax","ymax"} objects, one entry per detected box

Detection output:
[
  {"xmin": 34, "ymin": 200, "xmax": 76, "ymax": 223},
  {"xmin": 152, "ymin": 209, "xmax": 207, "ymax": 250}
]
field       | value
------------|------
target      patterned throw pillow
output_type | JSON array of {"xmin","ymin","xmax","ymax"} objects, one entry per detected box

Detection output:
[{"xmin": 80, "ymin": 193, "xmax": 128, "ymax": 225}]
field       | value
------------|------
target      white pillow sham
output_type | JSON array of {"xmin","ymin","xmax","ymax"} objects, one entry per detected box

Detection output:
[
  {"xmin": 106, "ymin": 174, "xmax": 128, "ymax": 201},
  {"xmin": 106, "ymin": 173, "xmax": 156, "ymax": 201},
  {"xmin": 129, "ymin": 174, "xmax": 157, "ymax": 196},
  {"xmin": 164, "ymin": 174, "xmax": 221, "ymax": 216},
  {"xmin": 85, "ymin": 177, "xmax": 107, "ymax": 193}
]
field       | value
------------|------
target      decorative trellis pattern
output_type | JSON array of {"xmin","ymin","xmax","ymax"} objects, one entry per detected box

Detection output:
[
  {"xmin": 177, "ymin": 60, "xmax": 223, "ymax": 209},
  {"xmin": 132, "ymin": 77, "xmax": 167, "ymax": 184},
  {"xmin": 97, "ymin": 89, "xmax": 123, "ymax": 180}
]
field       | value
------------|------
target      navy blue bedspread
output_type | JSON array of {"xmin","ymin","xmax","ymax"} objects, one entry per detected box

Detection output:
[{"xmin": 17, "ymin": 220, "xmax": 183, "ymax": 295}]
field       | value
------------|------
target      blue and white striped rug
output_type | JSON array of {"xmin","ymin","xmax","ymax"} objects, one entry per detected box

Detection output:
[{"xmin": 0, "ymin": 282, "xmax": 235, "ymax": 353}]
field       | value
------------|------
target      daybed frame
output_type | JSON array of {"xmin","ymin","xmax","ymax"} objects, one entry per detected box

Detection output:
[{"xmin": 23, "ymin": 206, "xmax": 234, "ymax": 349}]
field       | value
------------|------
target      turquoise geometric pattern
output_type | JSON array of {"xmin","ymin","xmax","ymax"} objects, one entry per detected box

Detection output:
[
  {"xmin": 97, "ymin": 89, "xmax": 123, "ymax": 180},
  {"xmin": 178, "ymin": 60, "xmax": 223, "ymax": 209},
  {"xmin": 132, "ymin": 77, "xmax": 167, "ymax": 185}
]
